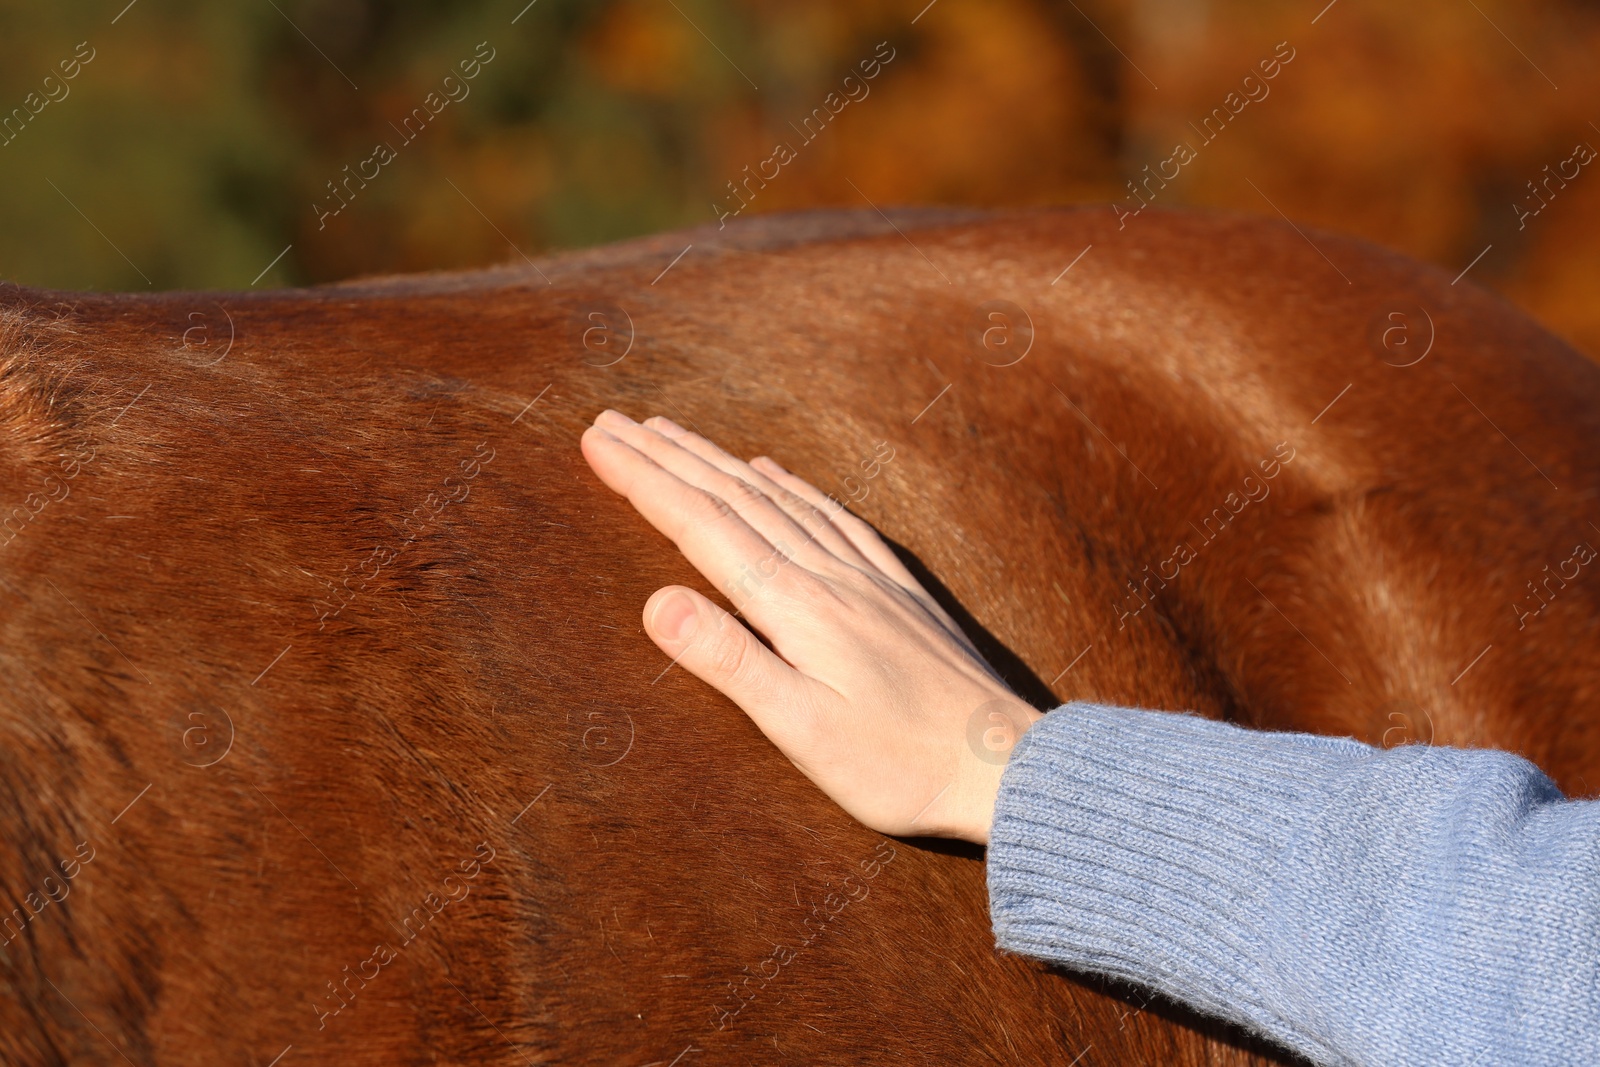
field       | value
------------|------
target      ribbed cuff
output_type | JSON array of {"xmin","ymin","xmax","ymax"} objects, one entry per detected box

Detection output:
[{"xmin": 985, "ymin": 701, "xmax": 1380, "ymax": 1064}]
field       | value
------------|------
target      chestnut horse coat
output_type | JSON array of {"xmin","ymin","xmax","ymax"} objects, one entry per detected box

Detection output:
[{"xmin": 1, "ymin": 207, "xmax": 1596, "ymax": 1065}]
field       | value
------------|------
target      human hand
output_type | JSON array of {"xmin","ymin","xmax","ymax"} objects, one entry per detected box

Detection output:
[{"xmin": 579, "ymin": 409, "xmax": 1042, "ymax": 844}]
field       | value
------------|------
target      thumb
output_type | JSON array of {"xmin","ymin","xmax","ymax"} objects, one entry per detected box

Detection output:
[{"xmin": 643, "ymin": 585, "xmax": 810, "ymax": 724}]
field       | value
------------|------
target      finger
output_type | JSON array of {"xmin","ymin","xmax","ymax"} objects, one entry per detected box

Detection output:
[
  {"xmin": 644, "ymin": 584, "xmax": 825, "ymax": 755},
  {"xmin": 747, "ymin": 454, "xmax": 926, "ymax": 594},
  {"xmin": 593, "ymin": 409, "xmax": 848, "ymax": 575},
  {"xmin": 748, "ymin": 454, "xmax": 985, "ymax": 655},
  {"xmin": 638, "ymin": 414, "xmax": 873, "ymax": 570},
  {"xmin": 582, "ymin": 424, "xmax": 803, "ymax": 626}
]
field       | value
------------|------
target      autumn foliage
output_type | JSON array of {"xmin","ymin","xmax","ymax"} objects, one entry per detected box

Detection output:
[{"xmin": 0, "ymin": 0, "xmax": 1596, "ymax": 355}]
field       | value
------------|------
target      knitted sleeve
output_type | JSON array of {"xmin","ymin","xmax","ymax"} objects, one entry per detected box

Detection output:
[{"xmin": 984, "ymin": 701, "xmax": 1600, "ymax": 1066}]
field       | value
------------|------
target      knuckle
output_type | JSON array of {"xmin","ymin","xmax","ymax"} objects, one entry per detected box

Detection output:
[
  {"xmin": 808, "ymin": 502, "xmax": 848, "ymax": 537},
  {"xmin": 835, "ymin": 564, "xmax": 882, "ymax": 594},
  {"xmin": 718, "ymin": 472, "xmax": 766, "ymax": 511},
  {"xmin": 833, "ymin": 565, "xmax": 897, "ymax": 608},
  {"xmin": 704, "ymin": 623, "xmax": 762, "ymax": 691},
  {"xmin": 688, "ymin": 487, "xmax": 737, "ymax": 525},
  {"xmin": 775, "ymin": 485, "xmax": 830, "ymax": 527},
  {"xmin": 780, "ymin": 569, "xmax": 850, "ymax": 613},
  {"xmin": 768, "ymin": 467, "xmax": 817, "ymax": 501}
]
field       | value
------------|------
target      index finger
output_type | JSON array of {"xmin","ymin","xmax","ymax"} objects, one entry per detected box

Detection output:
[{"xmin": 580, "ymin": 424, "xmax": 811, "ymax": 625}]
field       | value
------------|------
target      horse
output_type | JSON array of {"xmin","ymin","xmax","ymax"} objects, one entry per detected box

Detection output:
[{"xmin": 1, "ymin": 205, "xmax": 1595, "ymax": 1065}]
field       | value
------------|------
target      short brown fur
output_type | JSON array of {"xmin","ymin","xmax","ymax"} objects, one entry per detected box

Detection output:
[{"xmin": 0, "ymin": 207, "xmax": 1596, "ymax": 1065}]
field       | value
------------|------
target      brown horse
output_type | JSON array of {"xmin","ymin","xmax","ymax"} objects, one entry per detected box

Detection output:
[{"xmin": 1, "ymin": 206, "xmax": 1596, "ymax": 1065}]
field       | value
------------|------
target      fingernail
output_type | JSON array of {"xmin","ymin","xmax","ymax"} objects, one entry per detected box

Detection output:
[
  {"xmin": 597, "ymin": 409, "xmax": 634, "ymax": 428},
  {"xmin": 652, "ymin": 591, "xmax": 698, "ymax": 642},
  {"xmin": 756, "ymin": 455, "xmax": 786, "ymax": 472},
  {"xmin": 651, "ymin": 416, "xmax": 688, "ymax": 438}
]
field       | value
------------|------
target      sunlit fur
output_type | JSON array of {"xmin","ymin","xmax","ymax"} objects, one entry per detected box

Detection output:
[{"xmin": 1, "ymin": 207, "xmax": 1596, "ymax": 1065}]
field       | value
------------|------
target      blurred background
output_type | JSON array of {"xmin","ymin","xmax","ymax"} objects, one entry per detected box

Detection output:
[{"xmin": 0, "ymin": 0, "xmax": 1596, "ymax": 355}]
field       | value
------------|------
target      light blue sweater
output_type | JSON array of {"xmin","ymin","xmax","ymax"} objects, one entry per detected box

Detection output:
[{"xmin": 985, "ymin": 702, "xmax": 1600, "ymax": 1065}]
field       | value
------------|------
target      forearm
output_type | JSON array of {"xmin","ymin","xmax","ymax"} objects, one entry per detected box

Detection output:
[{"xmin": 985, "ymin": 701, "xmax": 1600, "ymax": 1066}]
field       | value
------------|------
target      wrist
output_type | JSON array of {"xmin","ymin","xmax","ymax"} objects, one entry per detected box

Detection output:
[{"xmin": 959, "ymin": 700, "xmax": 1045, "ymax": 844}]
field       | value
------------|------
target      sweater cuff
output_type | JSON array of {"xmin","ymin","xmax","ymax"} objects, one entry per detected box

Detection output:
[{"xmin": 985, "ymin": 701, "xmax": 1378, "ymax": 1060}]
